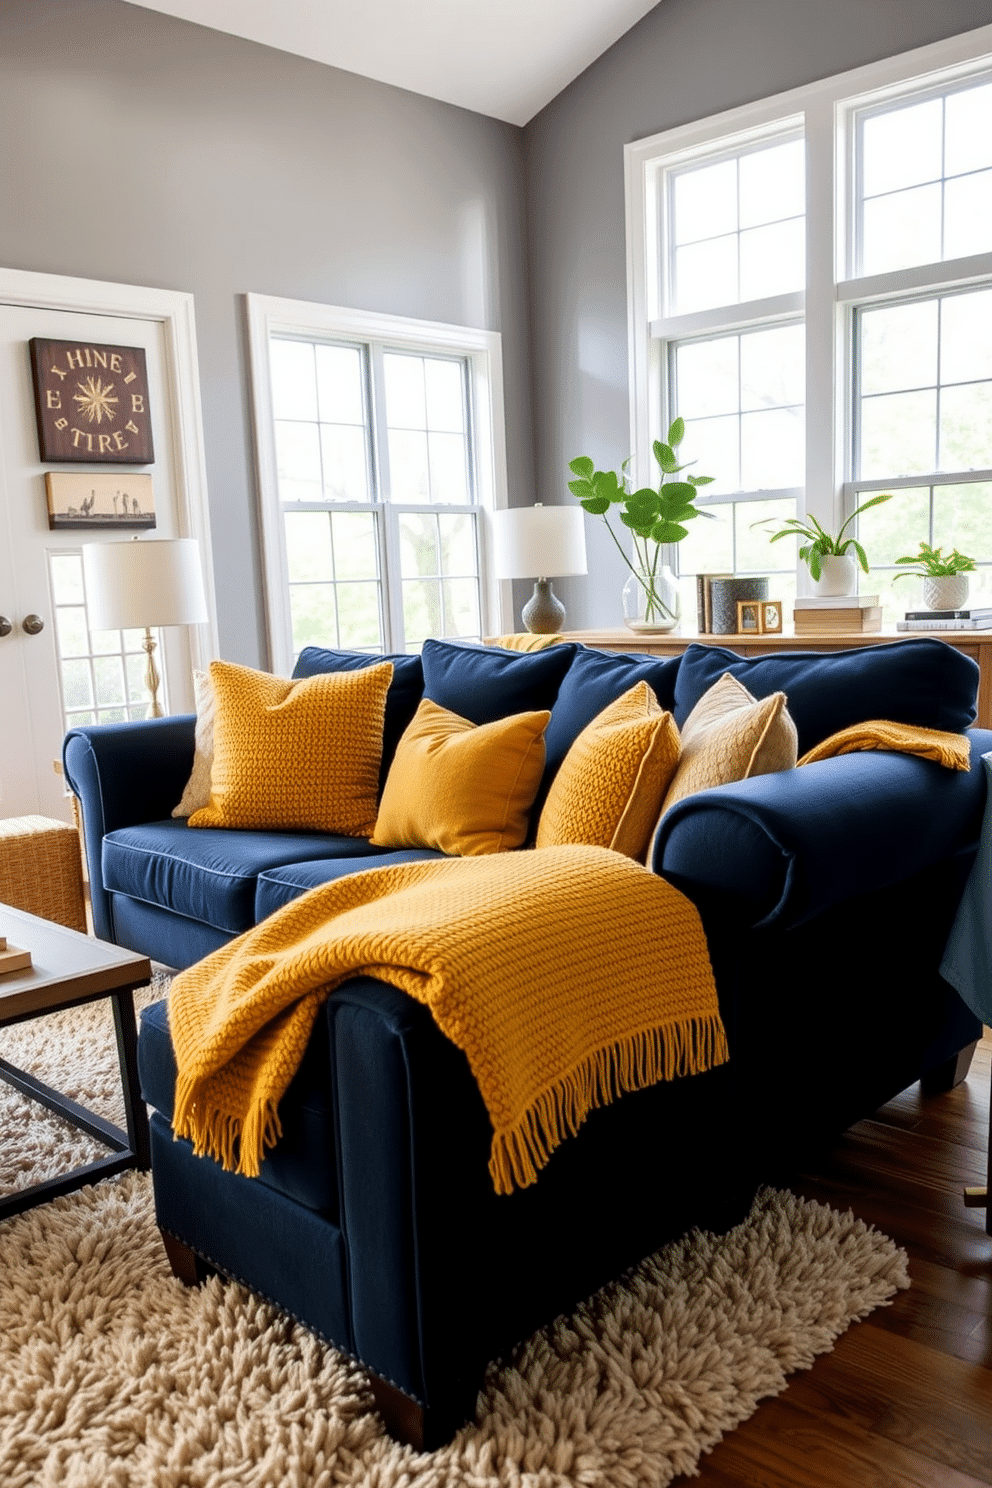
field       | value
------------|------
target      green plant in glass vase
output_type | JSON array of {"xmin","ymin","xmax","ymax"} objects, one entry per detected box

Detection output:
[{"xmin": 567, "ymin": 419, "xmax": 714, "ymax": 630}]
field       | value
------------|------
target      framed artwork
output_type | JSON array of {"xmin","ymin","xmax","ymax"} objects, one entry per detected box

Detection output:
[
  {"xmin": 44, "ymin": 472, "xmax": 156, "ymax": 531},
  {"xmin": 737, "ymin": 598, "xmax": 783, "ymax": 635},
  {"xmin": 736, "ymin": 600, "xmax": 761, "ymax": 634},
  {"xmin": 761, "ymin": 600, "xmax": 783, "ymax": 634},
  {"xmin": 29, "ymin": 338, "xmax": 154, "ymax": 464}
]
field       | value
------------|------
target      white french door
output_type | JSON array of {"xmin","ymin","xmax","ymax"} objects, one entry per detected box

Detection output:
[{"xmin": 0, "ymin": 273, "xmax": 216, "ymax": 821}]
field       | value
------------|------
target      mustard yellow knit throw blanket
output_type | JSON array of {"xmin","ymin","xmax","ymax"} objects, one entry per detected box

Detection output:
[{"xmin": 169, "ymin": 845, "xmax": 727, "ymax": 1194}]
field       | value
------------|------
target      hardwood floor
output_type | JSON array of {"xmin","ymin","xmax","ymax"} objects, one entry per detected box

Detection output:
[{"xmin": 688, "ymin": 1030, "xmax": 992, "ymax": 1488}]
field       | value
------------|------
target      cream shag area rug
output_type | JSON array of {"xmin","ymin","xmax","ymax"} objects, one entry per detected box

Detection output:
[{"xmin": 0, "ymin": 979, "xmax": 909, "ymax": 1487}]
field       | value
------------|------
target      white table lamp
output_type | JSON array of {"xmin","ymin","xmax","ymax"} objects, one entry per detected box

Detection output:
[
  {"xmin": 492, "ymin": 504, "xmax": 587, "ymax": 634},
  {"xmin": 82, "ymin": 537, "xmax": 208, "ymax": 717}
]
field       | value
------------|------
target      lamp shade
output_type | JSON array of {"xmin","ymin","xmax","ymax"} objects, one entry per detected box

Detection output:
[
  {"xmin": 82, "ymin": 538, "xmax": 209, "ymax": 632},
  {"xmin": 492, "ymin": 505, "xmax": 587, "ymax": 580}
]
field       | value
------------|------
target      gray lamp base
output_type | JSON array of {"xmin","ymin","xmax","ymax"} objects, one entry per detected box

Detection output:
[{"xmin": 522, "ymin": 579, "xmax": 566, "ymax": 634}]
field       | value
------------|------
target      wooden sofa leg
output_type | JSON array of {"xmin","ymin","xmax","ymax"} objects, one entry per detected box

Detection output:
[
  {"xmin": 160, "ymin": 1229, "xmax": 215, "ymax": 1286},
  {"xmin": 365, "ymin": 1371, "xmax": 426, "ymax": 1449},
  {"xmin": 920, "ymin": 1039, "xmax": 979, "ymax": 1094}
]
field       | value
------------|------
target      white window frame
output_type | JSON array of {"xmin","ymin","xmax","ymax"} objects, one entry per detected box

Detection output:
[
  {"xmin": 246, "ymin": 293, "xmax": 510, "ymax": 673},
  {"xmin": 625, "ymin": 23, "xmax": 992, "ymax": 593}
]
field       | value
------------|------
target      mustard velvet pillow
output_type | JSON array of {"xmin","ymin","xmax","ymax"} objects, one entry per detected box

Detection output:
[
  {"xmin": 536, "ymin": 681, "xmax": 681, "ymax": 860},
  {"xmin": 188, "ymin": 659, "xmax": 392, "ymax": 835},
  {"xmin": 370, "ymin": 697, "xmax": 550, "ymax": 856},
  {"xmin": 660, "ymin": 671, "xmax": 798, "ymax": 815}
]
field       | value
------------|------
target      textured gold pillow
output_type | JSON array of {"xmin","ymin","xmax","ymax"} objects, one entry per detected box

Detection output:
[
  {"xmin": 798, "ymin": 718, "xmax": 970, "ymax": 770},
  {"xmin": 188, "ymin": 660, "xmax": 392, "ymax": 835},
  {"xmin": 536, "ymin": 682, "xmax": 681, "ymax": 860},
  {"xmin": 660, "ymin": 672, "xmax": 798, "ymax": 815},
  {"xmin": 370, "ymin": 698, "xmax": 550, "ymax": 855}
]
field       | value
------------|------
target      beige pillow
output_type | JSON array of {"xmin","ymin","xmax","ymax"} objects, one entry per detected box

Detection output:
[
  {"xmin": 536, "ymin": 682, "xmax": 681, "ymax": 860},
  {"xmin": 172, "ymin": 669, "xmax": 215, "ymax": 818},
  {"xmin": 660, "ymin": 672, "xmax": 797, "ymax": 815}
]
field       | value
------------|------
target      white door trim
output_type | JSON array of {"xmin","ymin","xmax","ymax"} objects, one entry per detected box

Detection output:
[{"xmin": 0, "ymin": 266, "xmax": 218, "ymax": 668}]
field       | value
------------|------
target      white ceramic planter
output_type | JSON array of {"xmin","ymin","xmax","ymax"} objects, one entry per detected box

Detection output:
[
  {"xmin": 923, "ymin": 574, "xmax": 969, "ymax": 611},
  {"xmin": 812, "ymin": 554, "xmax": 857, "ymax": 597}
]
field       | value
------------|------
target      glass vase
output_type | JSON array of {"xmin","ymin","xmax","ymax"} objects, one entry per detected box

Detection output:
[{"xmin": 622, "ymin": 563, "xmax": 681, "ymax": 633}]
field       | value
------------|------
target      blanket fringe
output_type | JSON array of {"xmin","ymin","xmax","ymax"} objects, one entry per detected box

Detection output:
[
  {"xmin": 488, "ymin": 1013, "xmax": 729, "ymax": 1195},
  {"xmin": 173, "ymin": 1072, "xmax": 283, "ymax": 1178}
]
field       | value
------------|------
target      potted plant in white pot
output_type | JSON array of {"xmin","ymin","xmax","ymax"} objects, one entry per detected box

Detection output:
[
  {"xmin": 893, "ymin": 543, "xmax": 977, "ymax": 611},
  {"xmin": 765, "ymin": 493, "xmax": 893, "ymax": 595},
  {"xmin": 567, "ymin": 418, "xmax": 714, "ymax": 632}
]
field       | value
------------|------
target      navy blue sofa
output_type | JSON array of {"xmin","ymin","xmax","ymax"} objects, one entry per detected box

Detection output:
[{"xmin": 64, "ymin": 637, "xmax": 988, "ymax": 1447}]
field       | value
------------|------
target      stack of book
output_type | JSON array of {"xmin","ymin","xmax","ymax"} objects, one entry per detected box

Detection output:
[
  {"xmin": 793, "ymin": 594, "xmax": 882, "ymax": 634},
  {"xmin": 897, "ymin": 607, "xmax": 992, "ymax": 631}
]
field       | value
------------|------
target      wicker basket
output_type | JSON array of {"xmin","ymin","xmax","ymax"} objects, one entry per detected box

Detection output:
[{"xmin": 0, "ymin": 814, "xmax": 87, "ymax": 933}]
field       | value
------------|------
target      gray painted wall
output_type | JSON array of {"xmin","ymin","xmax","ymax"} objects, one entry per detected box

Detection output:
[
  {"xmin": 0, "ymin": 0, "xmax": 532, "ymax": 664},
  {"xmin": 524, "ymin": 0, "xmax": 992, "ymax": 628}
]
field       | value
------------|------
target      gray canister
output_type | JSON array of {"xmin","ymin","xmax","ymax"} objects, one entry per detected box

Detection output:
[{"xmin": 710, "ymin": 577, "xmax": 769, "ymax": 634}]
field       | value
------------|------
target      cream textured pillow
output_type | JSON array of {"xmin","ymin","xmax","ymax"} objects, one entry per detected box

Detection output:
[
  {"xmin": 172, "ymin": 669, "xmax": 215, "ymax": 818},
  {"xmin": 188, "ymin": 660, "xmax": 392, "ymax": 835},
  {"xmin": 660, "ymin": 672, "xmax": 797, "ymax": 816},
  {"xmin": 536, "ymin": 682, "xmax": 681, "ymax": 860},
  {"xmin": 370, "ymin": 697, "xmax": 550, "ymax": 856}
]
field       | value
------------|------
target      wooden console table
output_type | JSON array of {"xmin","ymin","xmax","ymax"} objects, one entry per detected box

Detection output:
[{"xmin": 563, "ymin": 629, "xmax": 992, "ymax": 733}]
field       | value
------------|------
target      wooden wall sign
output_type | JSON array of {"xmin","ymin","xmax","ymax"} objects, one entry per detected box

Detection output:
[{"xmin": 29, "ymin": 338, "xmax": 154, "ymax": 464}]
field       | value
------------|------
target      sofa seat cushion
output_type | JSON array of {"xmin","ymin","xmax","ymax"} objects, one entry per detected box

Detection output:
[
  {"xmin": 673, "ymin": 638, "xmax": 979, "ymax": 757},
  {"xmin": 139, "ymin": 996, "xmax": 340, "ymax": 1216},
  {"xmin": 102, "ymin": 820, "xmax": 386, "ymax": 937},
  {"xmin": 255, "ymin": 848, "xmax": 445, "ymax": 921}
]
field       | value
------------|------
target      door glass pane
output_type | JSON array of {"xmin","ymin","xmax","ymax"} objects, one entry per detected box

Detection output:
[
  {"xmin": 93, "ymin": 655, "xmax": 126, "ymax": 708},
  {"xmin": 56, "ymin": 605, "xmax": 89, "ymax": 658}
]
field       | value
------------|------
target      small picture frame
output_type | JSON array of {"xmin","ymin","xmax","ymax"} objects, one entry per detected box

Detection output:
[
  {"xmin": 736, "ymin": 600, "xmax": 761, "ymax": 634},
  {"xmin": 761, "ymin": 600, "xmax": 783, "ymax": 634}
]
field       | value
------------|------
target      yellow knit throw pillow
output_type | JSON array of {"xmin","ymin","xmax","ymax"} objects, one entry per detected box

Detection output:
[
  {"xmin": 660, "ymin": 671, "xmax": 798, "ymax": 815},
  {"xmin": 188, "ymin": 660, "xmax": 392, "ymax": 835},
  {"xmin": 536, "ymin": 681, "xmax": 681, "ymax": 859},
  {"xmin": 370, "ymin": 697, "xmax": 550, "ymax": 855}
]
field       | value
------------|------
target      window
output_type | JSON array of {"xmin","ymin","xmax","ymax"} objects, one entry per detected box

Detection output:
[
  {"xmin": 248, "ymin": 297, "xmax": 508, "ymax": 671},
  {"xmin": 626, "ymin": 24, "xmax": 992, "ymax": 624},
  {"xmin": 50, "ymin": 551, "xmax": 160, "ymax": 726}
]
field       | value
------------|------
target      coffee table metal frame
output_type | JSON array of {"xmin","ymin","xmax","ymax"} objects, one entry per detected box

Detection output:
[{"xmin": 0, "ymin": 903, "xmax": 152, "ymax": 1221}]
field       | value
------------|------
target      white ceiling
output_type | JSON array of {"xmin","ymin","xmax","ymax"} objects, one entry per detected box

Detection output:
[{"xmin": 124, "ymin": 0, "xmax": 660, "ymax": 125}]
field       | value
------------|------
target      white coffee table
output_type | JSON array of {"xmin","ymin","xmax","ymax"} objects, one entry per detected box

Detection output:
[{"xmin": 0, "ymin": 903, "xmax": 152, "ymax": 1220}]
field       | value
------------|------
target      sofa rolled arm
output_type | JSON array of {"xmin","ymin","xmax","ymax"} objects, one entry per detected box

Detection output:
[
  {"xmin": 64, "ymin": 716, "xmax": 195, "ymax": 942},
  {"xmin": 653, "ymin": 727, "xmax": 992, "ymax": 929}
]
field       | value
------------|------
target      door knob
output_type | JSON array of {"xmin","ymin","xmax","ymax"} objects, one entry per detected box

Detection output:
[
  {"xmin": 21, "ymin": 614, "xmax": 44, "ymax": 636},
  {"xmin": 0, "ymin": 616, "xmax": 11, "ymax": 637}
]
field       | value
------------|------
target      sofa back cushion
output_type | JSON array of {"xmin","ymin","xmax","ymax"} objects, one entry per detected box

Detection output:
[
  {"xmin": 672, "ymin": 639, "xmax": 979, "ymax": 757},
  {"xmin": 420, "ymin": 638, "xmax": 575, "ymax": 724},
  {"xmin": 293, "ymin": 646, "xmax": 424, "ymax": 787},
  {"xmin": 543, "ymin": 646, "xmax": 681, "ymax": 778}
]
